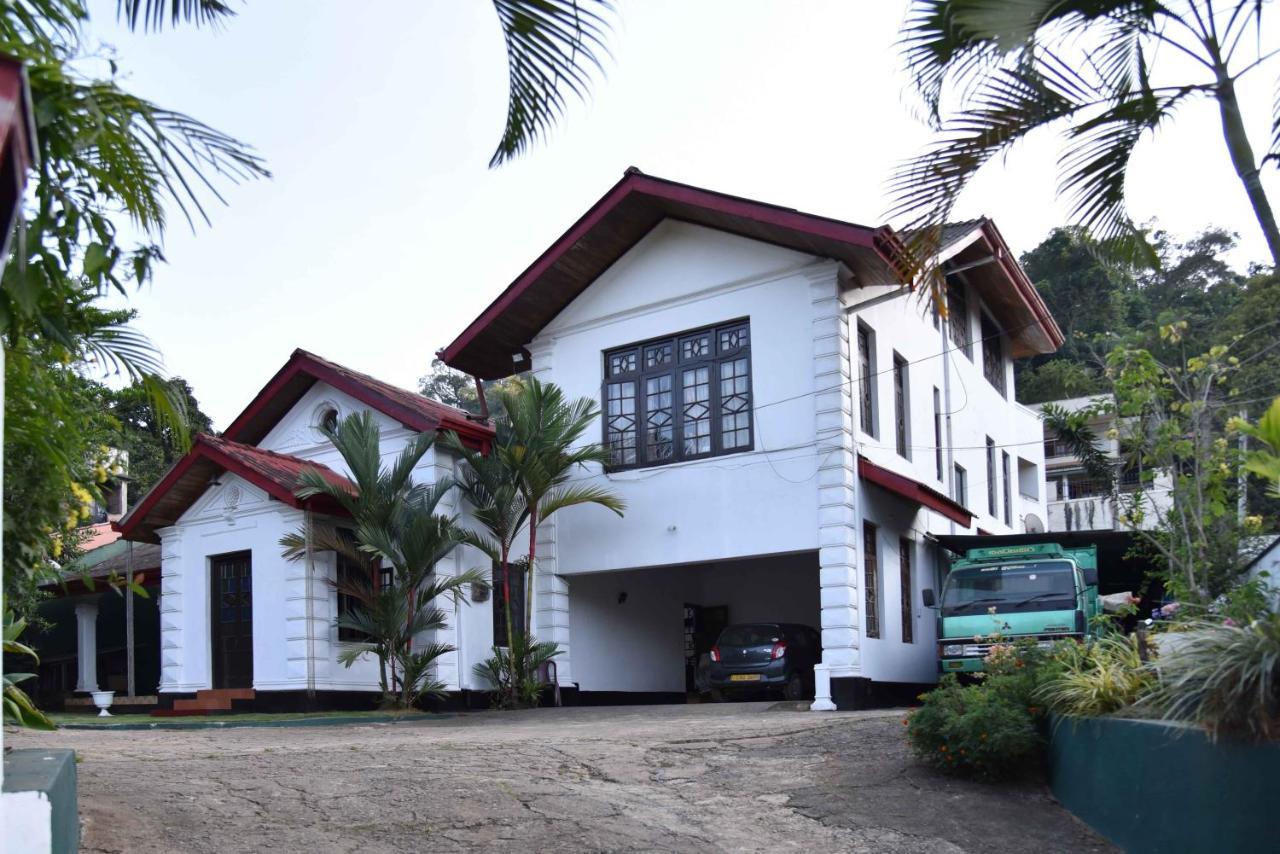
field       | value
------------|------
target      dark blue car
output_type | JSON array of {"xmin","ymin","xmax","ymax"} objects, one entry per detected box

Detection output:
[{"xmin": 707, "ymin": 623, "xmax": 821, "ymax": 701}]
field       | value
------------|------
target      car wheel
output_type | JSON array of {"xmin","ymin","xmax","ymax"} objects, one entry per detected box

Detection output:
[
  {"xmin": 709, "ymin": 688, "xmax": 726, "ymax": 703},
  {"xmin": 783, "ymin": 673, "xmax": 804, "ymax": 701}
]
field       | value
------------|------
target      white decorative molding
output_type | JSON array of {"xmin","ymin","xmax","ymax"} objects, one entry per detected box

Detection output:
[{"xmin": 808, "ymin": 262, "xmax": 862, "ymax": 709}]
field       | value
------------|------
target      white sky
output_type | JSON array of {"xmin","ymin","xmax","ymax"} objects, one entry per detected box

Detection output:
[{"xmin": 90, "ymin": 0, "xmax": 1278, "ymax": 428}]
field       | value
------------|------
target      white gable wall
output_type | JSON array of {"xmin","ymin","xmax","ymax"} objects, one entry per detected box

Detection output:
[{"xmin": 532, "ymin": 220, "xmax": 827, "ymax": 574}]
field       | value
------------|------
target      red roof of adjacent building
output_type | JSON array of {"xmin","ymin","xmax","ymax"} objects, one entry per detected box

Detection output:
[
  {"xmin": 858, "ymin": 455, "xmax": 974, "ymax": 528},
  {"xmin": 223, "ymin": 349, "xmax": 493, "ymax": 449},
  {"xmin": 115, "ymin": 434, "xmax": 354, "ymax": 543}
]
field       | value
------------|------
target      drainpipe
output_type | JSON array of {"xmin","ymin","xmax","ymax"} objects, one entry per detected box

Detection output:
[
  {"xmin": 304, "ymin": 510, "xmax": 316, "ymax": 701},
  {"xmin": 473, "ymin": 376, "xmax": 490, "ymax": 423},
  {"xmin": 126, "ymin": 540, "xmax": 136, "ymax": 698}
]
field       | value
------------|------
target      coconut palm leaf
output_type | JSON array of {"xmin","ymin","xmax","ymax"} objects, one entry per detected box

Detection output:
[
  {"xmin": 489, "ymin": 0, "xmax": 616, "ymax": 167},
  {"xmin": 117, "ymin": 0, "xmax": 235, "ymax": 32}
]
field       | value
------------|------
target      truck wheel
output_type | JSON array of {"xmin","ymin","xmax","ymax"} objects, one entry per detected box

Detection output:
[{"xmin": 783, "ymin": 673, "xmax": 805, "ymax": 701}]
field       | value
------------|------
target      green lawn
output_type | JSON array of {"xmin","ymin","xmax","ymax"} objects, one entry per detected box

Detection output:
[{"xmin": 50, "ymin": 709, "xmax": 443, "ymax": 729}]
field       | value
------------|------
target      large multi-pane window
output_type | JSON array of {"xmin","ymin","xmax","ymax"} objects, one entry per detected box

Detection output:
[
  {"xmin": 986, "ymin": 436, "xmax": 997, "ymax": 517},
  {"xmin": 603, "ymin": 320, "xmax": 752, "ymax": 469},
  {"xmin": 947, "ymin": 281, "xmax": 971, "ymax": 359},
  {"xmin": 899, "ymin": 537, "xmax": 914, "ymax": 644},
  {"xmin": 857, "ymin": 323, "xmax": 876, "ymax": 437},
  {"xmin": 893, "ymin": 354, "xmax": 909, "ymax": 458},
  {"xmin": 981, "ymin": 312, "xmax": 1006, "ymax": 396},
  {"xmin": 863, "ymin": 521, "xmax": 880, "ymax": 640}
]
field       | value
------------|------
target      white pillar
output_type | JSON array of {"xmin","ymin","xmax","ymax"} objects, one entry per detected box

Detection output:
[{"xmin": 74, "ymin": 599, "xmax": 100, "ymax": 692}]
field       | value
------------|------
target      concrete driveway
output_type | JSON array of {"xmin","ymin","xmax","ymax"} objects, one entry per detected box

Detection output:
[{"xmin": 10, "ymin": 702, "xmax": 1110, "ymax": 853}]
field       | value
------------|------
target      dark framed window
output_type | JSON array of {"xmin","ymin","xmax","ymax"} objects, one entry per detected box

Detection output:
[
  {"xmin": 863, "ymin": 521, "xmax": 880, "ymax": 640},
  {"xmin": 899, "ymin": 537, "xmax": 914, "ymax": 644},
  {"xmin": 954, "ymin": 463, "xmax": 968, "ymax": 508},
  {"xmin": 857, "ymin": 323, "xmax": 876, "ymax": 437},
  {"xmin": 336, "ymin": 553, "xmax": 390, "ymax": 643},
  {"xmin": 986, "ymin": 436, "xmax": 997, "ymax": 517},
  {"xmin": 893, "ymin": 354, "xmax": 909, "ymax": 458},
  {"xmin": 932, "ymin": 387, "xmax": 943, "ymax": 481},
  {"xmin": 981, "ymin": 312, "xmax": 1005, "ymax": 396},
  {"xmin": 603, "ymin": 320, "xmax": 752, "ymax": 469},
  {"xmin": 1002, "ymin": 451, "xmax": 1013, "ymax": 526},
  {"xmin": 947, "ymin": 281, "xmax": 971, "ymax": 359},
  {"xmin": 492, "ymin": 559, "xmax": 527, "ymax": 647}
]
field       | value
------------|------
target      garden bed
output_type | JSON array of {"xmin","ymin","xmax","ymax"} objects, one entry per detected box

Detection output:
[{"xmin": 1048, "ymin": 715, "xmax": 1279, "ymax": 853}]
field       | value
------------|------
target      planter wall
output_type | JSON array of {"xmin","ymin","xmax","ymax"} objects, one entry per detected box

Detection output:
[{"xmin": 1048, "ymin": 716, "xmax": 1278, "ymax": 853}]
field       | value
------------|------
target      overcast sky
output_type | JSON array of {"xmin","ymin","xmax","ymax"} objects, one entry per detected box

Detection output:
[{"xmin": 91, "ymin": 0, "xmax": 1278, "ymax": 428}]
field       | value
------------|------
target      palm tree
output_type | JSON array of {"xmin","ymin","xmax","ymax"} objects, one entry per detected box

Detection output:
[
  {"xmin": 893, "ymin": 1, "xmax": 1280, "ymax": 284},
  {"xmin": 493, "ymin": 377, "xmax": 624, "ymax": 634},
  {"xmin": 442, "ymin": 427, "xmax": 531, "ymax": 697},
  {"xmin": 281, "ymin": 412, "xmax": 485, "ymax": 708}
]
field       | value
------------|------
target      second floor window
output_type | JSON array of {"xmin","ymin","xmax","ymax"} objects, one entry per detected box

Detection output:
[
  {"xmin": 863, "ymin": 521, "xmax": 880, "ymax": 640},
  {"xmin": 947, "ymin": 281, "xmax": 971, "ymax": 359},
  {"xmin": 893, "ymin": 354, "xmax": 909, "ymax": 458},
  {"xmin": 986, "ymin": 437, "xmax": 997, "ymax": 517},
  {"xmin": 981, "ymin": 312, "xmax": 1006, "ymax": 396},
  {"xmin": 603, "ymin": 320, "xmax": 752, "ymax": 469},
  {"xmin": 954, "ymin": 463, "xmax": 968, "ymax": 508},
  {"xmin": 857, "ymin": 323, "xmax": 876, "ymax": 437}
]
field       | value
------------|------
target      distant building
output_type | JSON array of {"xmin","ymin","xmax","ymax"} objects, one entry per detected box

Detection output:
[{"xmin": 1039, "ymin": 396, "xmax": 1173, "ymax": 533}]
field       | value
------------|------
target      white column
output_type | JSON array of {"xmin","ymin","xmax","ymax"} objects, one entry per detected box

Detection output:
[
  {"xmin": 528, "ymin": 338, "xmax": 573, "ymax": 686},
  {"xmin": 74, "ymin": 598, "xmax": 100, "ymax": 692},
  {"xmin": 808, "ymin": 264, "xmax": 862, "ymax": 711}
]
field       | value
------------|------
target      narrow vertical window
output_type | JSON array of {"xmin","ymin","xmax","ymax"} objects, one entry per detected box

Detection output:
[
  {"xmin": 954, "ymin": 463, "xmax": 967, "ymax": 508},
  {"xmin": 932, "ymin": 387, "xmax": 943, "ymax": 481},
  {"xmin": 644, "ymin": 374, "xmax": 673, "ymax": 461},
  {"xmin": 1002, "ymin": 451, "xmax": 1013, "ymax": 526},
  {"xmin": 681, "ymin": 366, "xmax": 711, "ymax": 456},
  {"xmin": 982, "ymin": 312, "xmax": 1006, "ymax": 396},
  {"xmin": 986, "ymin": 437, "xmax": 997, "ymax": 516},
  {"xmin": 863, "ymin": 521, "xmax": 880, "ymax": 640},
  {"xmin": 857, "ymin": 324, "xmax": 876, "ymax": 437},
  {"xmin": 719, "ymin": 357, "xmax": 752, "ymax": 450},
  {"xmin": 605, "ymin": 380, "xmax": 637, "ymax": 466},
  {"xmin": 947, "ymin": 281, "xmax": 971, "ymax": 359},
  {"xmin": 893, "ymin": 354, "xmax": 909, "ymax": 458},
  {"xmin": 899, "ymin": 538, "xmax": 914, "ymax": 644}
]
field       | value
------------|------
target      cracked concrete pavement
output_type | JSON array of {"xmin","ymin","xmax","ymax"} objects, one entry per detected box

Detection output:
[{"xmin": 9, "ymin": 702, "xmax": 1112, "ymax": 853}]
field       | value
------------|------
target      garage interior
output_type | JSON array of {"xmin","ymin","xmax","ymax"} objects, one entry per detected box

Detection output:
[{"xmin": 567, "ymin": 550, "xmax": 821, "ymax": 699}]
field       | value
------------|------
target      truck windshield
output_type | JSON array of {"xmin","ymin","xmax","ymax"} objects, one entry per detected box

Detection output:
[{"xmin": 941, "ymin": 561, "xmax": 1077, "ymax": 617}]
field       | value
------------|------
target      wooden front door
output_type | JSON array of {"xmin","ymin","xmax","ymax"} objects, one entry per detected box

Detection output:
[{"xmin": 211, "ymin": 552, "xmax": 253, "ymax": 688}]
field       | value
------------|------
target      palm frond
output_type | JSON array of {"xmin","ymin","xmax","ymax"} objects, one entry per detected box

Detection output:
[
  {"xmin": 116, "ymin": 0, "xmax": 235, "ymax": 32},
  {"xmin": 489, "ymin": 0, "xmax": 615, "ymax": 167}
]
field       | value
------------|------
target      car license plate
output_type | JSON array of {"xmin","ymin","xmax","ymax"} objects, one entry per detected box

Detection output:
[{"xmin": 729, "ymin": 674, "xmax": 762, "ymax": 682}]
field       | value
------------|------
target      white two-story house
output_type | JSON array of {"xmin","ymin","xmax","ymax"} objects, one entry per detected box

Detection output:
[
  {"xmin": 441, "ymin": 169, "xmax": 1063, "ymax": 710},
  {"xmin": 117, "ymin": 170, "xmax": 1062, "ymax": 713}
]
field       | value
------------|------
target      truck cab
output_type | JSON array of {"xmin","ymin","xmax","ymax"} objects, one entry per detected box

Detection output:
[{"xmin": 925, "ymin": 543, "xmax": 1100, "ymax": 674}]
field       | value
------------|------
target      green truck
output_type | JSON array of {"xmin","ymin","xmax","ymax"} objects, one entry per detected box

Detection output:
[{"xmin": 923, "ymin": 543, "xmax": 1100, "ymax": 674}]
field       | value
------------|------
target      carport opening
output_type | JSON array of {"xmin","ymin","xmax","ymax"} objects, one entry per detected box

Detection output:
[{"xmin": 569, "ymin": 551, "xmax": 821, "ymax": 701}]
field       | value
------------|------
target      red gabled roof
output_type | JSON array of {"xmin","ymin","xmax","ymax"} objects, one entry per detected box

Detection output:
[
  {"xmin": 115, "ymin": 434, "xmax": 354, "ymax": 543},
  {"xmin": 440, "ymin": 168, "xmax": 913, "ymax": 380},
  {"xmin": 222, "ymin": 349, "xmax": 493, "ymax": 449},
  {"xmin": 858, "ymin": 455, "xmax": 974, "ymax": 527}
]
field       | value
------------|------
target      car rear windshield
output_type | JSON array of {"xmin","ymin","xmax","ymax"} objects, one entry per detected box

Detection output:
[{"xmin": 718, "ymin": 625, "xmax": 781, "ymax": 646}]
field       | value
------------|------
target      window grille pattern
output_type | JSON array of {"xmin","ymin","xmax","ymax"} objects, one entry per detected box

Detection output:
[
  {"xmin": 864, "ymin": 521, "xmax": 880, "ymax": 640},
  {"xmin": 899, "ymin": 538, "xmax": 913, "ymax": 644},
  {"xmin": 603, "ymin": 321, "xmax": 752, "ymax": 468}
]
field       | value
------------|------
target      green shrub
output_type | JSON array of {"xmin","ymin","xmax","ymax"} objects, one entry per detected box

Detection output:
[
  {"xmin": 907, "ymin": 641, "xmax": 1064, "ymax": 780},
  {"xmin": 1037, "ymin": 633, "xmax": 1153, "ymax": 717},
  {"xmin": 906, "ymin": 675, "xmax": 1042, "ymax": 781},
  {"xmin": 1142, "ymin": 615, "xmax": 1280, "ymax": 742},
  {"xmin": 473, "ymin": 630, "xmax": 561, "ymax": 709}
]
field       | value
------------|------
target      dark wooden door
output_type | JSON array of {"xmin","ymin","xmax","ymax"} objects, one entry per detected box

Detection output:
[
  {"xmin": 683, "ymin": 604, "xmax": 729, "ymax": 692},
  {"xmin": 211, "ymin": 552, "xmax": 253, "ymax": 688}
]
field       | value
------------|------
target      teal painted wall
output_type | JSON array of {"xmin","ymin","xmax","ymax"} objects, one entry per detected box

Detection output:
[
  {"xmin": 1049, "ymin": 716, "xmax": 1278, "ymax": 853},
  {"xmin": 3, "ymin": 748, "xmax": 78, "ymax": 854}
]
